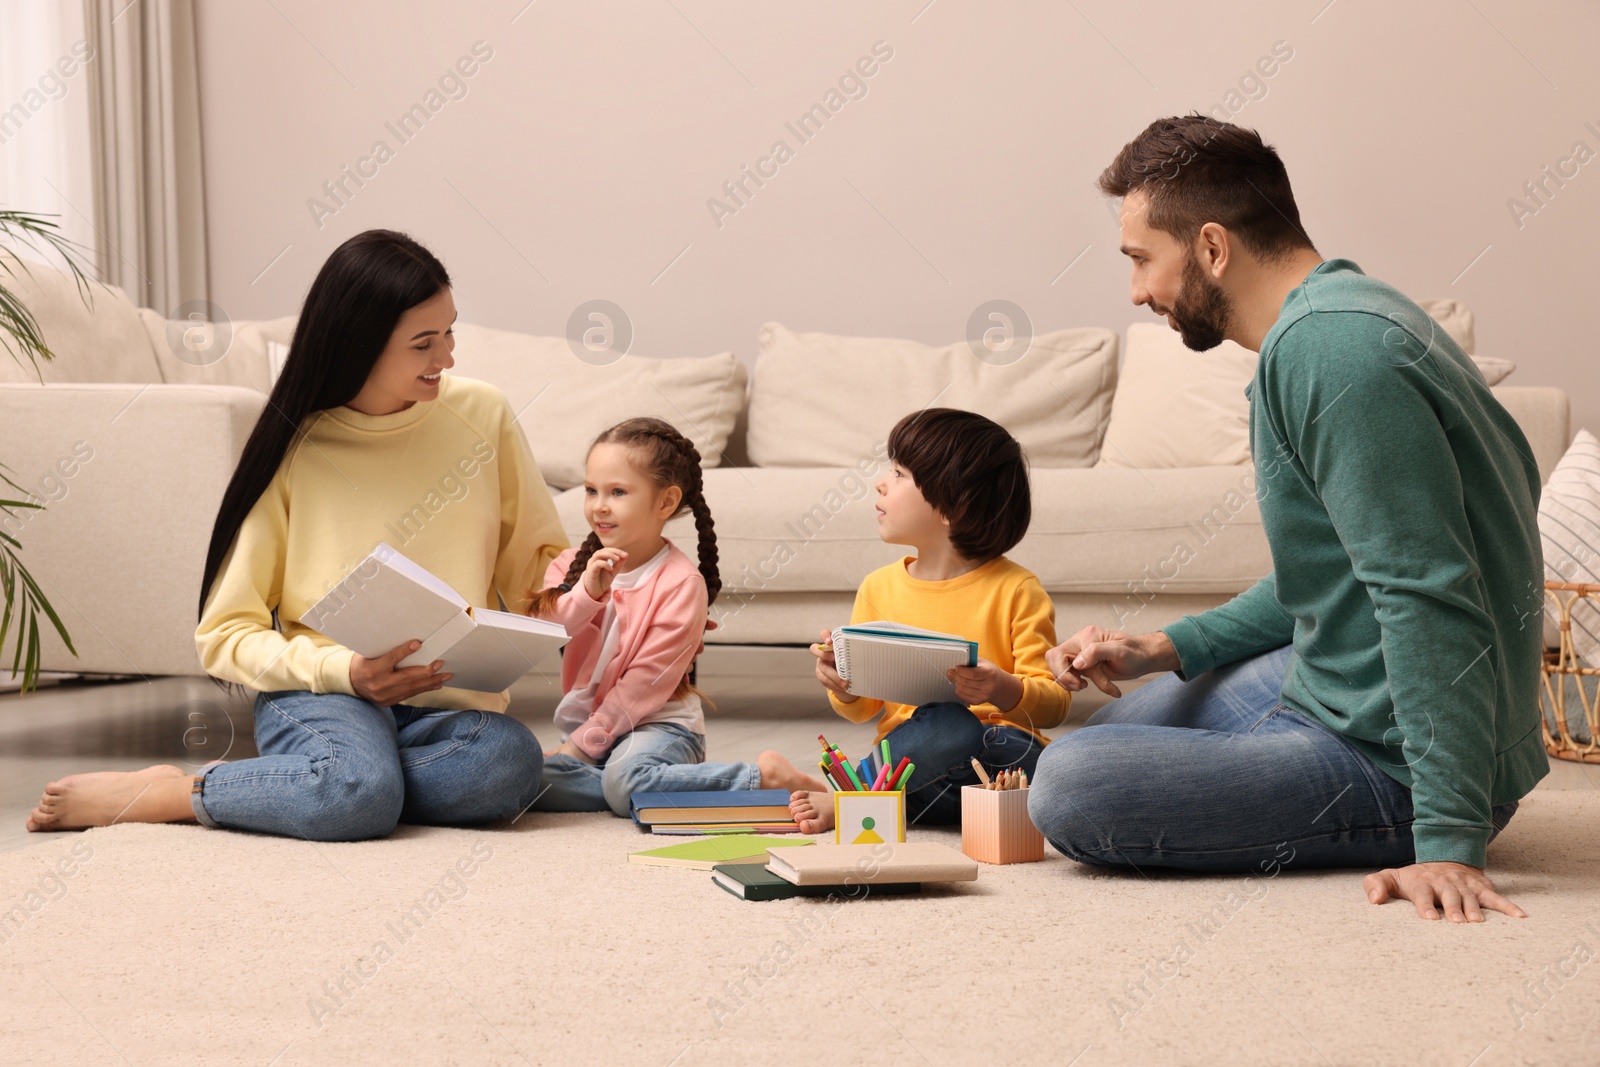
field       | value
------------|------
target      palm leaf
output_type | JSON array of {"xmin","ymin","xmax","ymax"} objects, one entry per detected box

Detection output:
[{"xmin": 0, "ymin": 210, "xmax": 93, "ymax": 691}]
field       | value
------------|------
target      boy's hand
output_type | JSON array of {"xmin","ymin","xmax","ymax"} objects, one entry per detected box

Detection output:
[
  {"xmin": 812, "ymin": 627, "xmax": 857, "ymax": 702},
  {"xmin": 947, "ymin": 658, "xmax": 1022, "ymax": 711},
  {"xmin": 582, "ymin": 547, "xmax": 629, "ymax": 600}
]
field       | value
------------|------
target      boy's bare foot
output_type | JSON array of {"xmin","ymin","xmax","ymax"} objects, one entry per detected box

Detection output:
[
  {"xmin": 789, "ymin": 790, "xmax": 835, "ymax": 835},
  {"xmin": 25, "ymin": 765, "xmax": 196, "ymax": 832},
  {"xmin": 757, "ymin": 750, "xmax": 827, "ymax": 794}
]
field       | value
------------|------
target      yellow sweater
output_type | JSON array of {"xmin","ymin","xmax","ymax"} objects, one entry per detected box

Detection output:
[
  {"xmin": 829, "ymin": 556, "xmax": 1070, "ymax": 743},
  {"xmin": 195, "ymin": 374, "xmax": 568, "ymax": 712}
]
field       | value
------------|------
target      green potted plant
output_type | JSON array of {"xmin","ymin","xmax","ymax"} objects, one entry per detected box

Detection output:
[{"xmin": 0, "ymin": 209, "xmax": 92, "ymax": 692}]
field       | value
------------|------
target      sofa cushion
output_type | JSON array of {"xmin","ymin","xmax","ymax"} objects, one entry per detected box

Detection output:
[
  {"xmin": 745, "ymin": 322, "xmax": 1118, "ymax": 469},
  {"xmin": 140, "ymin": 310, "xmax": 295, "ymax": 392},
  {"xmin": 1101, "ymin": 299, "xmax": 1503, "ymax": 468},
  {"xmin": 449, "ymin": 323, "xmax": 747, "ymax": 489},
  {"xmin": 1415, "ymin": 298, "xmax": 1475, "ymax": 353},
  {"xmin": 553, "ymin": 465, "xmax": 1271, "ymax": 611},
  {"xmin": 1097, "ymin": 323, "xmax": 1255, "ymax": 469},
  {"xmin": 0, "ymin": 262, "xmax": 161, "ymax": 384}
]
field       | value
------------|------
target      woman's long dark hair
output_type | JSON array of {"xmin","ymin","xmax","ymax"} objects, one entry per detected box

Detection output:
[{"xmin": 198, "ymin": 230, "xmax": 451, "ymax": 618}]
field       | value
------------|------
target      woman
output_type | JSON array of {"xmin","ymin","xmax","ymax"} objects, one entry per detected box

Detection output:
[{"xmin": 26, "ymin": 230, "xmax": 566, "ymax": 840}]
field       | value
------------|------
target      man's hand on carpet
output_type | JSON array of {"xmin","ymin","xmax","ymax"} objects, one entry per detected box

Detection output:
[
  {"xmin": 1046, "ymin": 627, "xmax": 1180, "ymax": 697},
  {"xmin": 1363, "ymin": 861, "xmax": 1526, "ymax": 922}
]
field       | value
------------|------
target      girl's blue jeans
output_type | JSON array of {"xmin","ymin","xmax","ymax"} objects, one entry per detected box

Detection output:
[
  {"xmin": 1026, "ymin": 644, "xmax": 1518, "ymax": 872},
  {"xmin": 190, "ymin": 690, "xmax": 544, "ymax": 841},
  {"xmin": 533, "ymin": 721, "xmax": 760, "ymax": 816}
]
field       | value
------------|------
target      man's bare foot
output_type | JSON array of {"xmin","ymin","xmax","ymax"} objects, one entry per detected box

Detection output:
[
  {"xmin": 25, "ymin": 765, "xmax": 196, "ymax": 832},
  {"xmin": 757, "ymin": 750, "xmax": 827, "ymax": 794},
  {"xmin": 789, "ymin": 790, "xmax": 835, "ymax": 835}
]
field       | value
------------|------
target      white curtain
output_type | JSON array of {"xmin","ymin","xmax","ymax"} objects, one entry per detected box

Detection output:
[
  {"xmin": 0, "ymin": 1, "xmax": 99, "ymax": 268},
  {"xmin": 85, "ymin": 0, "xmax": 209, "ymax": 313}
]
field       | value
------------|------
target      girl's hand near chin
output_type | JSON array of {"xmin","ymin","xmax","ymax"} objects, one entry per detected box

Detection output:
[{"xmin": 582, "ymin": 547, "xmax": 628, "ymax": 600}]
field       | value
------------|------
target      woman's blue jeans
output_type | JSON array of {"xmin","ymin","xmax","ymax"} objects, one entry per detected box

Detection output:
[
  {"xmin": 1027, "ymin": 645, "xmax": 1517, "ymax": 872},
  {"xmin": 190, "ymin": 691, "xmax": 544, "ymax": 841}
]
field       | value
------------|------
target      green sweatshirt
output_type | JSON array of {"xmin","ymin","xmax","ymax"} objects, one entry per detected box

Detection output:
[{"xmin": 1162, "ymin": 259, "xmax": 1548, "ymax": 867}]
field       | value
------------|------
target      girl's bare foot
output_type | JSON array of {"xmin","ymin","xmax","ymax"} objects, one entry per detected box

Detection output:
[
  {"xmin": 789, "ymin": 790, "xmax": 834, "ymax": 835},
  {"xmin": 756, "ymin": 750, "xmax": 827, "ymax": 794},
  {"xmin": 25, "ymin": 765, "xmax": 196, "ymax": 832}
]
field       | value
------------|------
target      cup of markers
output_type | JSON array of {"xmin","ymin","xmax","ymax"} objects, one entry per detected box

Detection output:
[{"xmin": 818, "ymin": 734, "xmax": 912, "ymax": 845}]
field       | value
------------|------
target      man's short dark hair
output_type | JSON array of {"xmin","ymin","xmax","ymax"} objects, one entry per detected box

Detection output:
[
  {"xmin": 887, "ymin": 407, "xmax": 1030, "ymax": 563},
  {"xmin": 1100, "ymin": 115, "xmax": 1315, "ymax": 262}
]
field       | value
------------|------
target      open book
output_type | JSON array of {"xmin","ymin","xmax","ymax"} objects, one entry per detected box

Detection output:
[
  {"xmin": 830, "ymin": 621, "xmax": 978, "ymax": 707},
  {"xmin": 299, "ymin": 543, "xmax": 568, "ymax": 694}
]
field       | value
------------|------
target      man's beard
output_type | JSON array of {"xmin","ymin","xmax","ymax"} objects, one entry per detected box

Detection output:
[{"xmin": 1158, "ymin": 252, "xmax": 1234, "ymax": 351}]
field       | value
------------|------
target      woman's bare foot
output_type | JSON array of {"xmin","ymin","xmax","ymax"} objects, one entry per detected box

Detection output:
[
  {"xmin": 789, "ymin": 790, "xmax": 835, "ymax": 835},
  {"xmin": 757, "ymin": 750, "xmax": 827, "ymax": 794},
  {"xmin": 25, "ymin": 765, "xmax": 195, "ymax": 832}
]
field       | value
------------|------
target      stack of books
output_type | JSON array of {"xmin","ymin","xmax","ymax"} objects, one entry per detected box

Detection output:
[
  {"xmin": 713, "ymin": 841, "xmax": 979, "ymax": 901},
  {"xmin": 629, "ymin": 790, "xmax": 800, "ymax": 835}
]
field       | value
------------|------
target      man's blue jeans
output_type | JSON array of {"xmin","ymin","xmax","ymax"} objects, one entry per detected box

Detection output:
[
  {"xmin": 1027, "ymin": 645, "xmax": 1518, "ymax": 872},
  {"xmin": 190, "ymin": 691, "xmax": 544, "ymax": 841},
  {"xmin": 533, "ymin": 722, "xmax": 760, "ymax": 816},
  {"xmin": 884, "ymin": 702, "xmax": 1043, "ymax": 826}
]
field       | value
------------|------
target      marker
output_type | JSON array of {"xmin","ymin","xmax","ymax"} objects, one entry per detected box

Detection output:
[{"xmin": 885, "ymin": 756, "xmax": 911, "ymax": 789}]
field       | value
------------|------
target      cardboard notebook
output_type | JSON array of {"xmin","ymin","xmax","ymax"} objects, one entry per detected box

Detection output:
[
  {"xmin": 765, "ymin": 841, "xmax": 979, "ymax": 886},
  {"xmin": 830, "ymin": 621, "xmax": 978, "ymax": 706},
  {"xmin": 300, "ymin": 543, "xmax": 567, "ymax": 694},
  {"xmin": 711, "ymin": 862, "xmax": 921, "ymax": 902}
]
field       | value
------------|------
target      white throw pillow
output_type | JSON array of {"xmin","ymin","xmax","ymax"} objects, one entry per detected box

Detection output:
[
  {"xmin": 449, "ymin": 322, "xmax": 747, "ymax": 489},
  {"xmin": 1096, "ymin": 323, "xmax": 1256, "ymax": 469},
  {"xmin": 1540, "ymin": 429, "xmax": 1600, "ymax": 667},
  {"xmin": 745, "ymin": 322, "xmax": 1118, "ymax": 468}
]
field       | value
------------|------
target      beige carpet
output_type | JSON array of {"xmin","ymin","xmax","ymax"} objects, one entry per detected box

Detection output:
[{"xmin": 2, "ymin": 791, "xmax": 1597, "ymax": 1067}]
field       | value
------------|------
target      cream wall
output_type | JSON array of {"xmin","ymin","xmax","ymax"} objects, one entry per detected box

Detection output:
[{"xmin": 194, "ymin": 0, "xmax": 1599, "ymax": 437}]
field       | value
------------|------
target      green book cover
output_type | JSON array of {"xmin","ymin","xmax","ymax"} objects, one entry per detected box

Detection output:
[{"xmin": 627, "ymin": 835, "xmax": 814, "ymax": 871}]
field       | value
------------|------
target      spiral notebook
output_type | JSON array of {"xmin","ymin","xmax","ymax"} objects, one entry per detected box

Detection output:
[{"xmin": 830, "ymin": 621, "xmax": 978, "ymax": 706}]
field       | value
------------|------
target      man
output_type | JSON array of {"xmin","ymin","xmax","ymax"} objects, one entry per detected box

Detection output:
[{"xmin": 1027, "ymin": 116, "xmax": 1547, "ymax": 923}]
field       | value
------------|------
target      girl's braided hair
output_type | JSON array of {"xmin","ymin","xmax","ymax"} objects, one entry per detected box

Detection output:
[{"xmin": 528, "ymin": 417, "xmax": 721, "ymax": 619}]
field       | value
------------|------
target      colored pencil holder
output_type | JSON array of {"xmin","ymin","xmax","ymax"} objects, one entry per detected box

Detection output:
[
  {"xmin": 960, "ymin": 785, "xmax": 1044, "ymax": 864},
  {"xmin": 833, "ymin": 790, "xmax": 907, "ymax": 845}
]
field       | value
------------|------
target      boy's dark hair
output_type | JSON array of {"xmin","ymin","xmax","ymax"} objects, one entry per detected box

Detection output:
[
  {"xmin": 1099, "ymin": 115, "xmax": 1315, "ymax": 262},
  {"xmin": 887, "ymin": 408, "xmax": 1030, "ymax": 563}
]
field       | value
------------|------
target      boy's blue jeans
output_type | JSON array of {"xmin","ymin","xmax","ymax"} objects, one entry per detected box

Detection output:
[
  {"xmin": 1027, "ymin": 644, "xmax": 1518, "ymax": 873},
  {"xmin": 190, "ymin": 691, "xmax": 544, "ymax": 841},
  {"xmin": 883, "ymin": 702, "xmax": 1043, "ymax": 826},
  {"xmin": 533, "ymin": 721, "xmax": 760, "ymax": 816}
]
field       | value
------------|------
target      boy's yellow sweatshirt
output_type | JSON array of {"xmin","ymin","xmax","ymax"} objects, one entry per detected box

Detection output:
[
  {"xmin": 829, "ymin": 556, "xmax": 1069, "ymax": 742},
  {"xmin": 195, "ymin": 374, "xmax": 568, "ymax": 712}
]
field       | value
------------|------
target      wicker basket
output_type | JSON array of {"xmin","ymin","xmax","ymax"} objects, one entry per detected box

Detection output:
[{"xmin": 1540, "ymin": 581, "xmax": 1600, "ymax": 763}]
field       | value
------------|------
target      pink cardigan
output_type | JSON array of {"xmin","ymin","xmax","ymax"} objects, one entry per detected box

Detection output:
[{"xmin": 539, "ymin": 542, "xmax": 708, "ymax": 759}]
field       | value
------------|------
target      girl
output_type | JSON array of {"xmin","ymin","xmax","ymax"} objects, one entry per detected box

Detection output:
[
  {"xmin": 790, "ymin": 407, "xmax": 1070, "ymax": 834},
  {"xmin": 27, "ymin": 230, "xmax": 565, "ymax": 840},
  {"xmin": 529, "ymin": 417, "xmax": 824, "ymax": 815}
]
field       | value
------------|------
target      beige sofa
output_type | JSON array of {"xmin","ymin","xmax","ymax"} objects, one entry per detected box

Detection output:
[{"xmin": 0, "ymin": 264, "xmax": 1571, "ymax": 678}]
